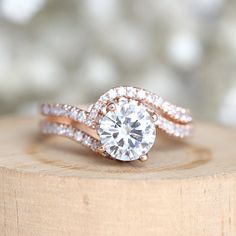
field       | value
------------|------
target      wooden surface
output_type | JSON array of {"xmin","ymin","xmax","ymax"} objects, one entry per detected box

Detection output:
[{"xmin": 0, "ymin": 117, "xmax": 236, "ymax": 236}]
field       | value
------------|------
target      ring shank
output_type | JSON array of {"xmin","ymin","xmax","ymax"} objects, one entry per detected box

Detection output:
[{"xmin": 45, "ymin": 115, "xmax": 99, "ymax": 139}]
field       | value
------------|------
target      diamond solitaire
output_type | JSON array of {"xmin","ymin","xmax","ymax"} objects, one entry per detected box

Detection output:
[{"xmin": 98, "ymin": 99, "xmax": 156, "ymax": 161}]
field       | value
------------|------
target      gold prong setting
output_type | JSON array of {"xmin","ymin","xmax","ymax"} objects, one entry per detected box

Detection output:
[{"xmin": 139, "ymin": 154, "xmax": 148, "ymax": 162}]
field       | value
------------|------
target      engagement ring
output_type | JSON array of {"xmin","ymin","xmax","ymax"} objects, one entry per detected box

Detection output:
[{"xmin": 40, "ymin": 86, "xmax": 193, "ymax": 162}]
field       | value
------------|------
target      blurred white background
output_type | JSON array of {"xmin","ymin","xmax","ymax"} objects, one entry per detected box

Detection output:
[{"xmin": 0, "ymin": 0, "xmax": 235, "ymax": 126}]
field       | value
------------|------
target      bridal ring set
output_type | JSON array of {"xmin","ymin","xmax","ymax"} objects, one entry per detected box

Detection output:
[{"xmin": 40, "ymin": 86, "xmax": 193, "ymax": 162}]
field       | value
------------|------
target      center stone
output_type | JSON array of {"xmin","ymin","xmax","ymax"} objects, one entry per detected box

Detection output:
[{"xmin": 98, "ymin": 99, "xmax": 156, "ymax": 161}]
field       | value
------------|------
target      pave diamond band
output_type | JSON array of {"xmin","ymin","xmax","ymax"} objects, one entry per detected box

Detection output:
[{"xmin": 40, "ymin": 86, "xmax": 193, "ymax": 162}]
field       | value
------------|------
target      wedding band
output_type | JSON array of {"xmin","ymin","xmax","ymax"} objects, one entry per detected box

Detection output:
[{"xmin": 40, "ymin": 86, "xmax": 193, "ymax": 162}]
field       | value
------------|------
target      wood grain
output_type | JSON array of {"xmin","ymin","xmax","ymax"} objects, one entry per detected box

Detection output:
[{"xmin": 0, "ymin": 117, "xmax": 236, "ymax": 236}]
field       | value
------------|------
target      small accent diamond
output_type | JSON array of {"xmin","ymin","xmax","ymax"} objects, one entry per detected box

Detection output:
[
  {"xmin": 126, "ymin": 87, "xmax": 136, "ymax": 98},
  {"xmin": 74, "ymin": 131, "xmax": 83, "ymax": 141},
  {"xmin": 107, "ymin": 89, "xmax": 117, "ymax": 99},
  {"xmin": 117, "ymin": 87, "xmax": 126, "ymax": 96},
  {"xmin": 137, "ymin": 89, "xmax": 146, "ymax": 99}
]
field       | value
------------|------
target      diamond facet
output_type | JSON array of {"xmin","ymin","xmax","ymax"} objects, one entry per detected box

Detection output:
[{"xmin": 98, "ymin": 99, "xmax": 156, "ymax": 161}]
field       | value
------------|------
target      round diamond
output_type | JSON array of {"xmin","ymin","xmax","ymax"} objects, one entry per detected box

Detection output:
[{"xmin": 98, "ymin": 99, "xmax": 156, "ymax": 161}]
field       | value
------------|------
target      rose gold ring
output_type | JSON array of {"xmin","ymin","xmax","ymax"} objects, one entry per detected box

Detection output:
[{"xmin": 40, "ymin": 86, "xmax": 193, "ymax": 162}]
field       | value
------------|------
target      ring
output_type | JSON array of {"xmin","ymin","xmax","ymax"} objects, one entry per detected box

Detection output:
[{"xmin": 40, "ymin": 86, "xmax": 193, "ymax": 162}]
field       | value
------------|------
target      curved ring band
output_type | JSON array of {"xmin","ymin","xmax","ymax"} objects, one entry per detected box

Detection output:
[{"xmin": 40, "ymin": 86, "xmax": 193, "ymax": 162}]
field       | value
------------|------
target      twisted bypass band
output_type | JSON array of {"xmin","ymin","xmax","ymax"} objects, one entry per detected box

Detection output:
[{"xmin": 40, "ymin": 86, "xmax": 193, "ymax": 162}]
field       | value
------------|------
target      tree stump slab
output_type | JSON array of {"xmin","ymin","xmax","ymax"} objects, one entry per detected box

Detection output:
[{"xmin": 0, "ymin": 117, "xmax": 236, "ymax": 236}]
